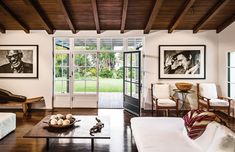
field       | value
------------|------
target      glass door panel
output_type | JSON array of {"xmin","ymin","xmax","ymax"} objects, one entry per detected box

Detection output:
[{"xmin": 123, "ymin": 51, "xmax": 141, "ymax": 116}]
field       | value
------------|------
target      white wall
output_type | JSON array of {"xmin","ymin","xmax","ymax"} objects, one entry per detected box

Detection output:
[
  {"xmin": 0, "ymin": 31, "xmax": 53, "ymax": 109},
  {"xmin": 143, "ymin": 30, "xmax": 219, "ymax": 110},
  {"xmin": 0, "ymin": 30, "xmax": 220, "ymax": 111},
  {"xmin": 218, "ymin": 22, "xmax": 235, "ymax": 117}
]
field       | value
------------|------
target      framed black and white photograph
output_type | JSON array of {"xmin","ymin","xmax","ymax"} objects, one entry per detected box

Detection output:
[
  {"xmin": 0, "ymin": 45, "xmax": 38, "ymax": 78},
  {"xmin": 159, "ymin": 45, "xmax": 206, "ymax": 79}
]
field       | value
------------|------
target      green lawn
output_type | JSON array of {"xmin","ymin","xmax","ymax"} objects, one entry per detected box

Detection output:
[{"xmin": 55, "ymin": 78, "xmax": 123, "ymax": 93}]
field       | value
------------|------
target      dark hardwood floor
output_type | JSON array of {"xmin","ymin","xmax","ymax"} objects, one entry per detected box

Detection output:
[{"xmin": 0, "ymin": 108, "xmax": 234, "ymax": 152}]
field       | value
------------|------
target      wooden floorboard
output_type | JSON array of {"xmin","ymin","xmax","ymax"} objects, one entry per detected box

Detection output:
[{"xmin": 0, "ymin": 108, "xmax": 234, "ymax": 152}]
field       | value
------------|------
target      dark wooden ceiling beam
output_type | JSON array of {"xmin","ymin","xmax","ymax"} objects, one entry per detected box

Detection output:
[
  {"xmin": 144, "ymin": 0, "xmax": 164, "ymax": 34},
  {"xmin": 168, "ymin": 0, "xmax": 196, "ymax": 33},
  {"xmin": 91, "ymin": 0, "xmax": 100, "ymax": 34},
  {"xmin": 58, "ymin": 0, "xmax": 77, "ymax": 34},
  {"xmin": 0, "ymin": 23, "xmax": 6, "ymax": 33},
  {"xmin": 216, "ymin": 14, "xmax": 235, "ymax": 33},
  {"xmin": 193, "ymin": 0, "xmax": 230, "ymax": 33},
  {"xmin": 120, "ymin": 0, "xmax": 128, "ymax": 33},
  {"xmin": 0, "ymin": 1, "xmax": 29, "ymax": 33},
  {"xmin": 26, "ymin": 0, "xmax": 54, "ymax": 34}
]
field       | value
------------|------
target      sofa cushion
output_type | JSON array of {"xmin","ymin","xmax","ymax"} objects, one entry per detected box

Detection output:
[
  {"xmin": 206, "ymin": 123, "xmax": 235, "ymax": 152},
  {"xmin": 183, "ymin": 110, "xmax": 221, "ymax": 139},
  {"xmin": 194, "ymin": 121, "xmax": 221, "ymax": 152},
  {"xmin": 131, "ymin": 117, "xmax": 202, "ymax": 152},
  {"xmin": 0, "ymin": 113, "xmax": 16, "ymax": 139}
]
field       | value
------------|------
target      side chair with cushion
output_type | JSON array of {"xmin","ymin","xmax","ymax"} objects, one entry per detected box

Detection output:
[
  {"xmin": 151, "ymin": 83, "xmax": 179, "ymax": 116},
  {"xmin": 197, "ymin": 83, "xmax": 231, "ymax": 116}
]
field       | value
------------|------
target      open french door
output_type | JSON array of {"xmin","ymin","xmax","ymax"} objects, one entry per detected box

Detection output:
[{"xmin": 123, "ymin": 51, "xmax": 141, "ymax": 116}]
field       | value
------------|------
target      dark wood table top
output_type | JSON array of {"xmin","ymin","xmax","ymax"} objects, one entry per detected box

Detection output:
[{"xmin": 23, "ymin": 115, "xmax": 110, "ymax": 139}]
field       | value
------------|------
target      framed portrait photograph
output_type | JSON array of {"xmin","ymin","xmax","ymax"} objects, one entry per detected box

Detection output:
[
  {"xmin": 0, "ymin": 45, "xmax": 38, "ymax": 78},
  {"xmin": 159, "ymin": 45, "xmax": 206, "ymax": 79}
]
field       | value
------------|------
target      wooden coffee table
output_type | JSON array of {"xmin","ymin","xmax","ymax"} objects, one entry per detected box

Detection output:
[{"xmin": 23, "ymin": 115, "xmax": 110, "ymax": 151}]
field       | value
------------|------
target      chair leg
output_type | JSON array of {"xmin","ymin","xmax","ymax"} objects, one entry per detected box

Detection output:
[
  {"xmin": 176, "ymin": 108, "xmax": 178, "ymax": 117},
  {"xmin": 155, "ymin": 107, "xmax": 158, "ymax": 117},
  {"xmin": 167, "ymin": 109, "xmax": 170, "ymax": 117},
  {"xmin": 228, "ymin": 107, "xmax": 230, "ymax": 123}
]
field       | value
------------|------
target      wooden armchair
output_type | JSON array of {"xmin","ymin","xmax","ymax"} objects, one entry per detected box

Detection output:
[
  {"xmin": 151, "ymin": 83, "xmax": 179, "ymax": 116},
  {"xmin": 197, "ymin": 83, "xmax": 231, "ymax": 116}
]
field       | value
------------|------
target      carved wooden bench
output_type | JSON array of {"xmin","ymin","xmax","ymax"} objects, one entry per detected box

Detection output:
[{"xmin": 0, "ymin": 96, "xmax": 44, "ymax": 114}]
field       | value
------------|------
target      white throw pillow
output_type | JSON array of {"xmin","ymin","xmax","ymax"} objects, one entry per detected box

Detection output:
[
  {"xmin": 194, "ymin": 121, "xmax": 220, "ymax": 152},
  {"xmin": 206, "ymin": 123, "xmax": 235, "ymax": 152}
]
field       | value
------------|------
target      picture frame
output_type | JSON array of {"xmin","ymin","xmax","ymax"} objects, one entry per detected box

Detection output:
[
  {"xmin": 0, "ymin": 45, "xmax": 38, "ymax": 78},
  {"xmin": 159, "ymin": 45, "xmax": 206, "ymax": 79}
]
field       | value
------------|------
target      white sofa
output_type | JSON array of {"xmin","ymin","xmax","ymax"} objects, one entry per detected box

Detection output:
[
  {"xmin": 0, "ymin": 113, "xmax": 16, "ymax": 140},
  {"xmin": 131, "ymin": 117, "xmax": 235, "ymax": 152}
]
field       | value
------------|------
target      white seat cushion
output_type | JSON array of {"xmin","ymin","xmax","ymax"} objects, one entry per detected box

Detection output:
[
  {"xmin": 210, "ymin": 98, "xmax": 229, "ymax": 107},
  {"xmin": 157, "ymin": 99, "xmax": 176, "ymax": 107},
  {"xmin": 199, "ymin": 83, "xmax": 218, "ymax": 99},
  {"xmin": 0, "ymin": 113, "xmax": 16, "ymax": 139}
]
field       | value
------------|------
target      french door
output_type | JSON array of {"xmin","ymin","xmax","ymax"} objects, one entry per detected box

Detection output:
[
  {"xmin": 54, "ymin": 52, "xmax": 98, "ymax": 108},
  {"xmin": 123, "ymin": 51, "xmax": 141, "ymax": 116}
]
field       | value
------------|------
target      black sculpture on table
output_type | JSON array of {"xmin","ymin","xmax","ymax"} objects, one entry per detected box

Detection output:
[{"xmin": 89, "ymin": 117, "xmax": 104, "ymax": 136}]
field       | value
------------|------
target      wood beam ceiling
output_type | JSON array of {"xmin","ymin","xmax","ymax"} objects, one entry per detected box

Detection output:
[
  {"xmin": 58, "ymin": 0, "xmax": 77, "ymax": 34},
  {"xmin": 91, "ymin": 0, "xmax": 100, "ymax": 34},
  {"xmin": 193, "ymin": 0, "xmax": 230, "ymax": 33},
  {"xmin": 168, "ymin": 0, "xmax": 196, "ymax": 33},
  {"xmin": 0, "ymin": 1, "xmax": 29, "ymax": 33},
  {"xmin": 144, "ymin": 0, "xmax": 164, "ymax": 34},
  {"xmin": 120, "ymin": 0, "xmax": 128, "ymax": 33},
  {"xmin": 216, "ymin": 14, "xmax": 235, "ymax": 33},
  {"xmin": 0, "ymin": 23, "xmax": 6, "ymax": 33},
  {"xmin": 26, "ymin": 0, "xmax": 54, "ymax": 34}
]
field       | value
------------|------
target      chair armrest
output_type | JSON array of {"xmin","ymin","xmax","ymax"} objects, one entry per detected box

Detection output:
[
  {"xmin": 199, "ymin": 95, "xmax": 210, "ymax": 102},
  {"xmin": 218, "ymin": 96, "xmax": 231, "ymax": 104},
  {"xmin": 170, "ymin": 96, "xmax": 179, "ymax": 105}
]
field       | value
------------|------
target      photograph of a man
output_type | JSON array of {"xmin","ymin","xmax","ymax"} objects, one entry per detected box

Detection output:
[
  {"xmin": 164, "ymin": 50, "xmax": 200, "ymax": 75},
  {"xmin": 0, "ymin": 50, "xmax": 33, "ymax": 73}
]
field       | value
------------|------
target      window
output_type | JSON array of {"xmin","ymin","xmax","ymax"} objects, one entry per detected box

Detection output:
[
  {"xmin": 228, "ymin": 52, "xmax": 235, "ymax": 98},
  {"xmin": 74, "ymin": 38, "xmax": 97, "ymax": 51},
  {"xmin": 55, "ymin": 38, "xmax": 70, "ymax": 50},
  {"xmin": 100, "ymin": 38, "xmax": 123, "ymax": 51},
  {"xmin": 128, "ymin": 38, "xmax": 143, "ymax": 51}
]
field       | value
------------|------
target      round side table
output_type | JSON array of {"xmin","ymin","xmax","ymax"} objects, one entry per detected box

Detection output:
[{"xmin": 173, "ymin": 89, "xmax": 195, "ymax": 110}]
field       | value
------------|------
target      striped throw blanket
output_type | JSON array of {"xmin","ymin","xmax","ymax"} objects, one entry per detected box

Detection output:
[{"xmin": 183, "ymin": 110, "xmax": 221, "ymax": 139}]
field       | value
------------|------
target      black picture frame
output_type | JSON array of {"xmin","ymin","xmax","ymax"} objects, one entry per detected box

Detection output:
[
  {"xmin": 159, "ymin": 45, "xmax": 206, "ymax": 79},
  {"xmin": 0, "ymin": 45, "xmax": 39, "ymax": 78}
]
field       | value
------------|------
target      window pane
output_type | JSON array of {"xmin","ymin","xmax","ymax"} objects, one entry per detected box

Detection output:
[
  {"xmin": 128, "ymin": 38, "xmax": 143, "ymax": 51},
  {"xmin": 132, "ymin": 68, "xmax": 139, "ymax": 83},
  {"xmin": 74, "ymin": 54, "xmax": 85, "ymax": 66},
  {"xmin": 55, "ymin": 81, "xmax": 69, "ymax": 93},
  {"xmin": 132, "ymin": 53, "xmax": 139, "ymax": 67},
  {"xmin": 55, "ymin": 38, "xmax": 70, "ymax": 50},
  {"xmin": 86, "ymin": 39, "xmax": 97, "ymax": 50},
  {"xmin": 228, "ymin": 52, "xmax": 235, "ymax": 67},
  {"xmin": 62, "ymin": 54, "xmax": 69, "ymax": 66},
  {"xmin": 132, "ymin": 84, "xmax": 139, "ymax": 99},
  {"xmin": 86, "ymin": 67, "xmax": 97, "ymax": 80},
  {"xmin": 228, "ymin": 83, "xmax": 235, "ymax": 98},
  {"xmin": 62, "ymin": 67, "xmax": 69, "ymax": 80},
  {"xmin": 228, "ymin": 68, "xmax": 235, "ymax": 82},
  {"xmin": 74, "ymin": 67, "xmax": 85, "ymax": 80},
  {"xmin": 112, "ymin": 38, "xmax": 123, "ymax": 51},
  {"xmin": 74, "ymin": 39, "xmax": 85, "ymax": 50},
  {"xmin": 55, "ymin": 67, "xmax": 62, "ymax": 80},
  {"xmin": 74, "ymin": 81, "xmax": 85, "ymax": 93},
  {"xmin": 55, "ymin": 54, "xmax": 62, "ymax": 66},
  {"xmin": 86, "ymin": 54, "xmax": 97, "ymax": 67},
  {"xmin": 100, "ymin": 39, "xmax": 112, "ymax": 50},
  {"xmin": 125, "ymin": 82, "xmax": 131, "ymax": 96},
  {"xmin": 86, "ymin": 81, "xmax": 97, "ymax": 92}
]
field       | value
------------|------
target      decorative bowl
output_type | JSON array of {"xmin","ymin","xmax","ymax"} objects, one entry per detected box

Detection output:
[
  {"xmin": 175, "ymin": 82, "xmax": 193, "ymax": 91},
  {"xmin": 44, "ymin": 117, "xmax": 80, "ymax": 128}
]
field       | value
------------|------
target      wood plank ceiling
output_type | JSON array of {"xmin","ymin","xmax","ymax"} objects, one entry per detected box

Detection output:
[{"xmin": 0, "ymin": 0, "xmax": 234, "ymax": 34}]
